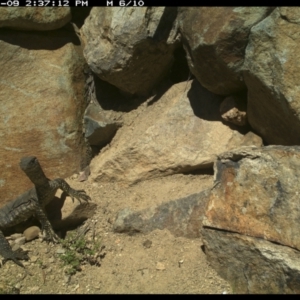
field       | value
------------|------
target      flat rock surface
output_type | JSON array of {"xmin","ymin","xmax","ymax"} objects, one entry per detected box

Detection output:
[{"xmin": 114, "ymin": 189, "xmax": 210, "ymax": 238}]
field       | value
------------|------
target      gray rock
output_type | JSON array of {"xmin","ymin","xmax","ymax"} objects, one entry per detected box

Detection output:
[
  {"xmin": 114, "ymin": 189, "xmax": 210, "ymax": 238},
  {"xmin": 243, "ymin": 7, "xmax": 300, "ymax": 145},
  {"xmin": 84, "ymin": 102, "xmax": 122, "ymax": 148},
  {"xmin": 202, "ymin": 228, "xmax": 300, "ymax": 294},
  {"xmin": 178, "ymin": 7, "xmax": 273, "ymax": 95},
  {"xmin": 81, "ymin": 7, "xmax": 180, "ymax": 95}
]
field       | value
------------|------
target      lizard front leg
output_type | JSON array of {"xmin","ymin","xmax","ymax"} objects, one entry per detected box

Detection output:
[
  {"xmin": 51, "ymin": 178, "xmax": 91, "ymax": 204},
  {"xmin": 0, "ymin": 230, "xmax": 29, "ymax": 268},
  {"xmin": 35, "ymin": 206, "xmax": 59, "ymax": 243}
]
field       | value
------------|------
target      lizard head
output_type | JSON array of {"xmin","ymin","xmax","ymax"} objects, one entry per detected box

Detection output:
[{"xmin": 19, "ymin": 156, "xmax": 40, "ymax": 172}]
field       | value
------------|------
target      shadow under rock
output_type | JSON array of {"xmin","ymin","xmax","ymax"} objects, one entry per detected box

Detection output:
[
  {"xmin": 187, "ymin": 80, "xmax": 224, "ymax": 122},
  {"xmin": 0, "ymin": 26, "xmax": 80, "ymax": 50},
  {"xmin": 188, "ymin": 80, "xmax": 254, "ymax": 136},
  {"xmin": 94, "ymin": 74, "xmax": 148, "ymax": 112}
]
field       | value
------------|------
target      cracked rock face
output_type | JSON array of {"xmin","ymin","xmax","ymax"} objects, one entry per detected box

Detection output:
[
  {"xmin": 243, "ymin": 7, "xmax": 300, "ymax": 145},
  {"xmin": 202, "ymin": 145, "xmax": 300, "ymax": 293}
]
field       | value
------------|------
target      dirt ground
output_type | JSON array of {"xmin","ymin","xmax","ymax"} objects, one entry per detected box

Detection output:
[{"xmin": 0, "ymin": 172, "xmax": 231, "ymax": 294}]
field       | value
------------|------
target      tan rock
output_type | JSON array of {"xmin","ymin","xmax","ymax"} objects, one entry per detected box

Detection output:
[
  {"xmin": 91, "ymin": 80, "xmax": 262, "ymax": 184},
  {"xmin": 156, "ymin": 262, "xmax": 166, "ymax": 271},
  {"xmin": 0, "ymin": 7, "xmax": 71, "ymax": 31},
  {"xmin": 23, "ymin": 226, "xmax": 41, "ymax": 241},
  {"xmin": 81, "ymin": 7, "xmax": 180, "ymax": 95},
  {"xmin": 178, "ymin": 7, "xmax": 273, "ymax": 95},
  {"xmin": 14, "ymin": 236, "xmax": 26, "ymax": 246},
  {"xmin": 0, "ymin": 29, "xmax": 87, "ymax": 207},
  {"xmin": 243, "ymin": 7, "xmax": 300, "ymax": 145},
  {"xmin": 9, "ymin": 233, "xmax": 23, "ymax": 240},
  {"xmin": 220, "ymin": 95, "xmax": 247, "ymax": 126}
]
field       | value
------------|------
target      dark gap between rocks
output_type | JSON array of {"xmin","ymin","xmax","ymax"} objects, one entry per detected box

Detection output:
[
  {"xmin": 94, "ymin": 74, "xmax": 147, "ymax": 113},
  {"xmin": 182, "ymin": 168, "xmax": 214, "ymax": 176},
  {"xmin": 169, "ymin": 45, "xmax": 193, "ymax": 84}
]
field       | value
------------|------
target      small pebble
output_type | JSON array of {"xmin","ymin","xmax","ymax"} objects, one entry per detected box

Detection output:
[
  {"xmin": 33, "ymin": 286, "xmax": 39, "ymax": 291},
  {"xmin": 14, "ymin": 237, "xmax": 26, "ymax": 246},
  {"xmin": 10, "ymin": 233, "xmax": 23, "ymax": 240},
  {"xmin": 14, "ymin": 283, "xmax": 22, "ymax": 289},
  {"xmin": 12, "ymin": 244, "xmax": 21, "ymax": 252},
  {"xmin": 30, "ymin": 255, "xmax": 39, "ymax": 263},
  {"xmin": 24, "ymin": 226, "xmax": 40, "ymax": 241},
  {"xmin": 64, "ymin": 275, "xmax": 71, "ymax": 284},
  {"xmin": 56, "ymin": 248, "xmax": 66, "ymax": 254},
  {"xmin": 143, "ymin": 239, "xmax": 152, "ymax": 249},
  {"xmin": 156, "ymin": 262, "xmax": 166, "ymax": 271}
]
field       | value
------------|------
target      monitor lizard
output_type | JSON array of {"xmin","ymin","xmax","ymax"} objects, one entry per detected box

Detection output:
[{"xmin": 0, "ymin": 156, "xmax": 91, "ymax": 268}]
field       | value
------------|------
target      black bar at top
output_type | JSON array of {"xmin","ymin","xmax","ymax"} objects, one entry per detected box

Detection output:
[{"xmin": 1, "ymin": 0, "xmax": 171, "ymax": 7}]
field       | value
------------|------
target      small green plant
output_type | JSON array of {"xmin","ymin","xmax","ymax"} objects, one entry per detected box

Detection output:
[{"xmin": 58, "ymin": 228, "xmax": 104, "ymax": 276}]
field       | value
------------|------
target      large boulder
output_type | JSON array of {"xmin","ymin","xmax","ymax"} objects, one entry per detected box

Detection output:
[
  {"xmin": 0, "ymin": 7, "xmax": 71, "ymax": 31},
  {"xmin": 0, "ymin": 28, "xmax": 87, "ymax": 207},
  {"xmin": 90, "ymin": 80, "xmax": 262, "ymax": 184},
  {"xmin": 202, "ymin": 146, "xmax": 300, "ymax": 293},
  {"xmin": 243, "ymin": 7, "xmax": 300, "ymax": 145},
  {"xmin": 178, "ymin": 7, "xmax": 273, "ymax": 95},
  {"xmin": 81, "ymin": 7, "xmax": 180, "ymax": 95}
]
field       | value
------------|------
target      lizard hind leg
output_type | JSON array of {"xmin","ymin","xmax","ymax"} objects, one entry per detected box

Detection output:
[{"xmin": 0, "ymin": 230, "xmax": 29, "ymax": 269}]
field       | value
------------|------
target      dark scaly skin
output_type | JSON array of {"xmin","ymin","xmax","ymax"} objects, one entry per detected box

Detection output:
[{"xmin": 0, "ymin": 156, "xmax": 91, "ymax": 268}]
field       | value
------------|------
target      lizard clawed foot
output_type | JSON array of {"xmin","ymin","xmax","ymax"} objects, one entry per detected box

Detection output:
[
  {"xmin": 2, "ymin": 248, "xmax": 29, "ymax": 268},
  {"xmin": 41, "ymin": 228, "xmax": 60, "ymax": 244},
  {"xmin": 70, "ymin": 189, "xmax": 91, "ymax": 204}
]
